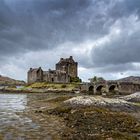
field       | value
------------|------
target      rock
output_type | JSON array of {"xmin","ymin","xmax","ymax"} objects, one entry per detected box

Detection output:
[
  {"xmin": 119, "ymin": 92, "xmax": 140, "ymax": 102},
  {"xmin": 63, "ymin": 96, "xmax": 139, "ymax": 112},
  {"xmin": 64, "ymin": 96, "xmax": 130, "ymax": 107}
]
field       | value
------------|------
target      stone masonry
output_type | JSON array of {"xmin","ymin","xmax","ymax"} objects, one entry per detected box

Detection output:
[{"xmin": 27, "ymin": 56, "xmax": 78, "ymax": 84}]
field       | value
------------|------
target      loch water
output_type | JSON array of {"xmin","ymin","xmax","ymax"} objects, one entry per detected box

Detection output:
[{"xmin": 0, "ymin": 93, "xmax": 40, "ymax": 140}]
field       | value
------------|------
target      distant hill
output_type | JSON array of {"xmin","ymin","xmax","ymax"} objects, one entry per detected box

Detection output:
[
  {"xmin": 117, "ymin": 76, "xmax": 140, "ymax": 83},
  {"xmin": 0, "ymin": 75, "xmax": 26, "ymax": 86}
]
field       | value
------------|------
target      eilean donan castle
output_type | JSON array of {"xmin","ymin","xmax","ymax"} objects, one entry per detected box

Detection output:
[{"xmin": 27, "ymin": 56, "xmax": 78, "ymax": 84}]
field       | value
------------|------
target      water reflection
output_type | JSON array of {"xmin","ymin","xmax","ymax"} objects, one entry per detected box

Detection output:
[
  {"xmin": 0, "ymin": 94, "xmax": 39, "ymax": 139},
  {"xmin": 0, "ymin": 94, "xmax": 27, "ymax": 129},
  {"xmin": 0, "ymin": 94, "xmax": 27, "ymax": 111}
]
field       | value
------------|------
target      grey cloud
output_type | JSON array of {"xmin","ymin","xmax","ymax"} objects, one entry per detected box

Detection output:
[
  {"xmin": 92, "ymin": 26, "xmax": 140, "ymax": 67},
  {"xmin": 94, "ymin": 63, "xmax": 135, "ymax": 73},
  {"xmin": 1, "ymin": 0, "xmax": 93, "ymax": 56},
  {"xmin": 0, "ymin": 0, "xmax": 140, "ymax": 80},
  {"xmin": 90, "ymin": 14, "xmax": 140, "ymax": 74},
  {"xmin": 105, "ymin": 0, "xmax": 140, "ymax": 19},
  {"xmin": 125, "ymin": 0, "xmax": 140, "ymax": 16},
  {"xmin": 0, "ymin": 0, "xmax": 118, "ymax": 57}
]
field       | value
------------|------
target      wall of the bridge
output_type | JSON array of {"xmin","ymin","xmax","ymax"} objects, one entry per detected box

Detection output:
[
  {"xmin": 80, "ymin": 83, "xmax": 118, "ymax": 95},
  {"xmin": 118, "ymin": 82, "xmax": 140, "ymax": 94},
  {"xmin": 80, "ymin": 82, "xmax": 140, "ymax": 95}
]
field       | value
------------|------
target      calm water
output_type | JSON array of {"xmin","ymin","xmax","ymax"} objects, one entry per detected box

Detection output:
[{"xmin": 0, "ymin": 93, "xmax": 40, "ymax": 140}]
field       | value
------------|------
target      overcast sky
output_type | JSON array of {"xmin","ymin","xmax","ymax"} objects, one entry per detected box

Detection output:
[{"xmin": 0, "ymin": 0, "xmax": 140, "ymax": 81}]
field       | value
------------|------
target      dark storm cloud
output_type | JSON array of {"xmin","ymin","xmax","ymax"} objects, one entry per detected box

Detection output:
[
  {"xmin": 92, "ymin": 27, "xmax": 140, "ymax": 66},
  {"xmin": 88, "ymin": 0, "xmax": 140, "ymax": 73},
  {"xmin": 91, "ymin": 0, "xmax": 140, "ymax": 73},
  {"xmin": 0, "ymin": 0, "xmax": 93, "ymax": 53},
  {"xmin": 1, "ymin": 0, "xmax": 140, "ymax": 79},
  {"xmin": 0, "ymin": 0, "xmax": 115, "ymax": 57},
  {"xmin": 108, "ymin": 0, "xmax": 140, "ymax": 18}
]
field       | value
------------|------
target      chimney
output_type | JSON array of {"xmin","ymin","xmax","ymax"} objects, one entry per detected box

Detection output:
[{"xmin": 60, "ymin": 58, "xmax": 64, "ymax": 61}]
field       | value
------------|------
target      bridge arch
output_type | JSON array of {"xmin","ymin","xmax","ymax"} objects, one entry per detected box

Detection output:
[
  {"xmin": 96, "ymin": 85, "xmax": 104, "ymax": 95},
  {"xmin": 109, "ymin": 85, "xmax": 116, "ymax": 93},
  {"xmin": 88, "ymin": 85, "xmax": 94, "ymax": 95}
]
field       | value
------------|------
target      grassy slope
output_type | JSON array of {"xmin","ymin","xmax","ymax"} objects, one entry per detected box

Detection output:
[
  {"xmin": 0, "ymin": 75, "xmax": 25, "ymax": 85},
  {"xmin": 27, "ymin": 82, "xmax": 80, "ymax": 90}
]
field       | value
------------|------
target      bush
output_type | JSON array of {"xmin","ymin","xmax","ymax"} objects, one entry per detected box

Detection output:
[
  {"xmin": 70, "ymin": 77, "xmax": 82, "ymax": 83},
  {"xmin": 61, "ymin": 84, "xmax": 67, "ymax": 88}
]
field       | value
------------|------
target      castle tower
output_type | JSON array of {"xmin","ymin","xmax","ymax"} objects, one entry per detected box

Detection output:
[
  {"xmin": 55, "ymin": 56, "xmax": 78, "ymax": 78},
  {"xmin": 27, "ymin": 67, "xmax": 43, "ymax": 84}
]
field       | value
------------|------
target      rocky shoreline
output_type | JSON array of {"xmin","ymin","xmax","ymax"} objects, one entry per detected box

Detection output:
[
  {"xmin": 20, "ymin": 92, "xmax": 140, "ymax": 140},
  {"xmin": 0, "ymin": 89, "xmax": 139, "ymax": 139}
]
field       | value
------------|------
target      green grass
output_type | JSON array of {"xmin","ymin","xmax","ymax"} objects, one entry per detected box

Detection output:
[
  {"xmin": 132, "ymin": 102, "xmax": 140, "ymax": 106},
  {"xmin": 27, "ymin": 82, "xmax": 79, "ymax": 90}
]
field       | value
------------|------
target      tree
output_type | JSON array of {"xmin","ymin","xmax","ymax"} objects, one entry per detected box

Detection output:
[{"xmin": 89, "ymin": 76, "xmax": 105, "ymax": 83}]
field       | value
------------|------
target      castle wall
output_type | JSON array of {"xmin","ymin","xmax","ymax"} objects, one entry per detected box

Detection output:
[
  {"xmin": 37, "ymin": 69, "xmax": 43, "ymax": 82},
  {"xmin": 43, "ymin": 70, "xmax": 69, "ymax": 83},
  {"xmin": 28, "ymin": 68, "xmax": 43, "ymax": 84},
  {"xmin": 68, "ymin": 62, "xmax": 77, "ymax": 78},
  {"xmin": 118, "ymin": 82, "xmax": 140, "ymax": 94},
  {"xmin": 43, "ymin": 71, "xmax": 57, "ymax": 82},
  {"xmin": 55, "ymin": 71, "xmax": 69, "ymax": 83},
  {"xmin": 27, "ymin": 56, "xmax": 78, "ymax": 84},
  {"xmin": 28, "ymin": 71, "xmax": 37, "ymax": 84}
]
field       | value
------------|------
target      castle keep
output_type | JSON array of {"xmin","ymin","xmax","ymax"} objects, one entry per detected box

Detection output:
[{"xmin": 28, "ymin": 56, "xmax": 78, "ymax": 84}]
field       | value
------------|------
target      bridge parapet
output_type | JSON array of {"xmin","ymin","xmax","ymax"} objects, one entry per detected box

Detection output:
[{"xmin": 80, "ymin": 80, "xmax": 140, "ymax": 95}]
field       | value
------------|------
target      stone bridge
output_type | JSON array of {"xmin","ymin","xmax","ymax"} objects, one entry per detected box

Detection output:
[{"xmin": 80, "ymin": 81, "xmax": 140, "ymax": 95}]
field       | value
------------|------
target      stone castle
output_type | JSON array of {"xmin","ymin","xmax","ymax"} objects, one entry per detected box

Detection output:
[{"xmin": 27, "ymin": 56, "xmax": 78, "ymax": 84}]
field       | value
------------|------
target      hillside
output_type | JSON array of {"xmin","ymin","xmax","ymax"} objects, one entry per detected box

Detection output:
[
  {"xmin": 0, "ymin": 75, "xmax": 25, "ymax": 86},
  {"xmin": 117, "ymin": 76, "xmax": 140, "ymax": 83}
]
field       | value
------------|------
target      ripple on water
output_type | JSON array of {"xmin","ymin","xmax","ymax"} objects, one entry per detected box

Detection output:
[
  {"xmin": 0, "ymin": 94, "xmax": 40, "ymax": 139},
  {"xmin": 0, "ymin": 94, "xmax": 27, "ymax": 111}
]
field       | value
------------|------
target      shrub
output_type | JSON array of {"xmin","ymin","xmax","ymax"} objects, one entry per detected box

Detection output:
[
  {"xmin": 61, "ymin": 84, "xmax": 67, "ymax": 88},
  {"xmin": 70, "ymin": 77, "xmax": 82, "ymax": 83}
]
